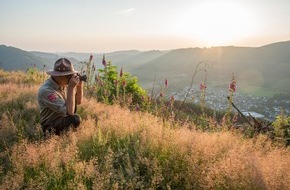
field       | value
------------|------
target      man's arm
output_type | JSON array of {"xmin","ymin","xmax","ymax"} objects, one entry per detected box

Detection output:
[
  {"xmin": 76, "ymin": 82, "xmax": 83, "ymax": 105},
  {"xmin": 66, "ymin": 86, "xmax": 76, "ymax": 115},
  {"xmin": 67, "ymin": 74, "xmax": 80, "ymax": 115}
]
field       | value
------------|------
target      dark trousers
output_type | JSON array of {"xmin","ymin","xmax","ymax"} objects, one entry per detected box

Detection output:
[{"xmin": 42, "ymin": 115, "xmax": 81, "ymax": 135}]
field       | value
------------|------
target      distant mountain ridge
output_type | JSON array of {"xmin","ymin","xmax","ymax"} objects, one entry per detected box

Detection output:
[
  {"xmin": 130, "ymin": 42, "xmax": 290, "ymax": 94},
  {"xmin": 0, "ymin": 41, "xmax": 290, "ymax": 95},
  {"xmin": 0, "ymin": 45, "xmax": 51, "ymax": 70}
]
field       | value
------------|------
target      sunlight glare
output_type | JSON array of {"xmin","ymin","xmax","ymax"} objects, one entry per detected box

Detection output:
[{"xmin": 176, "ymin": 1, "xmax": 257, "ymax": 46}]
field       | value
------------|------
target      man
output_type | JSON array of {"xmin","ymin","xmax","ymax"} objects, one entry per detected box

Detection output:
[{"xmin": 38, "ymin": 58, "xmax": 83, "ymax": 135}]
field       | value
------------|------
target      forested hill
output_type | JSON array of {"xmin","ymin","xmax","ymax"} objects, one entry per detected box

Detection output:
[
  {"xmin": 131, "ymin": 41, "xmax": 290, "ymax": 93},
  {"xmin": 0, "ymin": 45, "xmax": 51, "ymax": 70},
  {"xmin": 1, "ymin": 41, "xmax": 290, "ymax": 94}
]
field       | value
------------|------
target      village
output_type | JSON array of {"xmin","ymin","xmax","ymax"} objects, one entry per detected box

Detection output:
[{"xmin": 173, "ymin": 86, "xmax": 290, "ymax": 121}]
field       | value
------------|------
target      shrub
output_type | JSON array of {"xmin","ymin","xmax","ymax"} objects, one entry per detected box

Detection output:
[
  {"xmin": 273, "ymin": 109, "xmax": 290, "ymax": 146},
  {"xmin": 81, "ymin": 55, "xmax": 147, "ymax": 107}
]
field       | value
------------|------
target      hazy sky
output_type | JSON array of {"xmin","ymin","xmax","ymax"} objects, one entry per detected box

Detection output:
[{"xmin": 1, "ymin": 0, "xmax": 289, "ymax": 52}]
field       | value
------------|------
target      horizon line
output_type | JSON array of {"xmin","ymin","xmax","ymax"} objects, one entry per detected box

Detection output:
[{"xmin": 1, "ymin": 40, "xmax": 290, "ymax": 54}]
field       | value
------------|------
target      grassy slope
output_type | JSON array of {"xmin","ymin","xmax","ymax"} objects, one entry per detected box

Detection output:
[{"xmin": 0, "ymin": 70, "xmax": 289, "ymax": 189}]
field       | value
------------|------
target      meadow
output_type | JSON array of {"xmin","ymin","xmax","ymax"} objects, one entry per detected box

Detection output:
[{"xmin": 0, "ymin": 69, "xmax": 289, "ymax": 189}]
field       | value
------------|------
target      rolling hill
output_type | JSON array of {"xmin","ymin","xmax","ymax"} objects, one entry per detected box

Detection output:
[
  {"xmin": 1, "ymin": 41, "xmax": 290, "ymax": 95},
  {"xmin": 130, "ymin": 41, "xmax": 290, "ymax": 94},
  {"xmin": 0, "ymin": 45, "xmax": 52, "ymax": 71}
]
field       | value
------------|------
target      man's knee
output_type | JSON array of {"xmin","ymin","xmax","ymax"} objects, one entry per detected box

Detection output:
[{"xmin": 69, "ymin": 114, "xmax": 81, "ymax": 127}]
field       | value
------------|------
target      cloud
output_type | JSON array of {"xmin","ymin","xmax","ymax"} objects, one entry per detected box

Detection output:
[{"xmin": 117, "ymin": 8, "xmax": 136, "ymax": 15}]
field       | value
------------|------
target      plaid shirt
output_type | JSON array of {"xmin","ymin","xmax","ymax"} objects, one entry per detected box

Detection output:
[{"xmin": 38, "ymin": 77, "xmax": 67, "ymax": 126}]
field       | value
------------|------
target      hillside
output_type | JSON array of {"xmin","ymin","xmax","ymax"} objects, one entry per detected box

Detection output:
[
  {"xmin": 106, "ymin": 50, "xmax": 169, "ymax": 71},
  {"xmin": 0, "ymin": 45, "xmax": 52, "ymax": 71},
  {"xmin": 132, "ymin": 41, "xmax": 290, "ymax": 93},
  {"xmin": 0, "ymin": 70, "xmax": 290, "ymax": 189},
  {"xmin": 1, "ymin": 41, "xmax": 290, "ymax": 95},
  {"xmin": 0, "ymin": 46, "xmax": 88, "ymax": 71}
]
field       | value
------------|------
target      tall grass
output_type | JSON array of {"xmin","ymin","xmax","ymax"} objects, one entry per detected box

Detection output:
[{"xmin": 0, "ymin": 70, "xmax": 290, "ymax": 189}]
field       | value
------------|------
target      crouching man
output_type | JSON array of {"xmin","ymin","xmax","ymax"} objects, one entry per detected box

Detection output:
[{"xmin": 38, "ymin": 58, "xmax": 83, "ymax": 135}]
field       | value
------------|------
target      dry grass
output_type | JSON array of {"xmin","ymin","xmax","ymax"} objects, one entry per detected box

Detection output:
[{"xmin": 0, "ymin": 71, "xmax": 289, "ymax": 189}]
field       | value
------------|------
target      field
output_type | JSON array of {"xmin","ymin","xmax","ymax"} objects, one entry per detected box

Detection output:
[
  {"xmin": 239, "ymin": 85, "xmax": 279, "ymax": 97},
  {"xmin": 0, "ymin": 70, "xmax": 290, "ymax": 189}
]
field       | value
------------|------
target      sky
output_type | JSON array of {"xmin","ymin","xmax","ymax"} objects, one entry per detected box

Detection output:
[{"xmin": 1, "ymin": 0, "xmax": 290, "ymax": 53}]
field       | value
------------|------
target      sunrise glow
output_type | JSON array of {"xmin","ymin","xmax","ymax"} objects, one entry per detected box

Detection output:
[
  {"xmin": 175, "ymin": 1, "xmax": 257, "ymax": 46},
  {"xmin": 0, "ymin": 0, "xmax": 289, "ymax": 52}
]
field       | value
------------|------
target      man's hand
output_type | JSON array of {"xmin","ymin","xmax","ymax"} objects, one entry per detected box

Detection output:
[
  {"xmin": 77, "ymin": 81, "xmax": 83, "ymax": 88},
  {"xmin": 68, "ymin": 74, "xmax": 80, "ymax": 88}
]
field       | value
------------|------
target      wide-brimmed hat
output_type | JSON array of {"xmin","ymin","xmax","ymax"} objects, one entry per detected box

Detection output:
[{"xmin": 47, "ymin": 58, "xmax": 78, "ymax": 76}]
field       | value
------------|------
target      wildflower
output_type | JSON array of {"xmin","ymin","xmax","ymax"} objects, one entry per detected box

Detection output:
[
  {"xmin": 136, "ymin": 104, "xmax": 140, "ymax": 111},
  {"xmin": 160, "ymin": 92, "xmax": 163, "ymax": 97},
  {"xmin": 89, "ymin": 54, "xmax": 93, "ymax": 62},
  {"xmin": 170, "ymin": 96, "xmax": 175, "ymax": 106},
  {"xmin": 120, "ymin": 67, "xmax": 123, "ymax": 77},
  {"xmin": 229, "ymin": 80, "xmax": 237, "ymax": 92},
  {"xmin": 102, "ymin": 54, "xmax": 107, "ymax": 67},
  {"xmin": 115, "ymin": 80, "xmax": 119, "ymax": 85},
  {"xmin": 222, "ymin": 115, "xmax": 227, "ymax": 126},
  {"xmin": 92, "ymin": 64, "xmax": 96, "ymax": 71},
  {"xmin": 95, "ymin": 75, "xmax": 100, "ymax": 82},
  {"xmin": 147, "ymin": 96, "xmax": 151, "ymax": 102},
  {"xmin": 233, "ymin": 112, "xmax": 239, "ymax": 123},
  {"xmin": 210, "ymin": 117, "xmax": 218, "ymax": 126},
  {"xmin": 104, "ymin": 89, "xmax": 109, "ymax": 96},
  {"xmin": 165, "ymin": 78, "xmax": 168, "ymax": 87},
  {"xmin": 200, "ymin": 82, "xmax": 207, "ymax": 90},
  {"xmin": 122, "ymin": 80, "xmax": 126, "ymax": 86}
]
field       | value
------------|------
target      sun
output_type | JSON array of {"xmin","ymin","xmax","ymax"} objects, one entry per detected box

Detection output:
[{"xmin": 175, "ymin": 1, "xmax": 256, "ymax": 46}]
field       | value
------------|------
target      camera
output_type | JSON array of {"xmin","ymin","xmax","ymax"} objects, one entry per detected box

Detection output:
[{"xmin": 78, "ymin": 74, "xmax": 87, "ymax": 82}]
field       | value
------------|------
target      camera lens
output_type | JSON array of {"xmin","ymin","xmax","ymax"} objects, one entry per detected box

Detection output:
[{"xmin": 79, "ymin": 75, "xmax": 87, "ymax": 82}]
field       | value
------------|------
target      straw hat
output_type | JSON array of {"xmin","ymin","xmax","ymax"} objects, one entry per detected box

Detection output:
[{"xmin": 47, "ymin": 58, "xmax": 78, "ymax": 76}]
